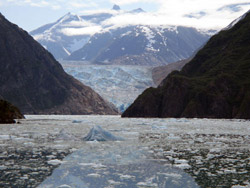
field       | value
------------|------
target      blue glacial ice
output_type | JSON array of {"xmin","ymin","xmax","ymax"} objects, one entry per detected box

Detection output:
[{"xmin": 82, "ymin": 125, "xmax": 124, "ymax": 141}]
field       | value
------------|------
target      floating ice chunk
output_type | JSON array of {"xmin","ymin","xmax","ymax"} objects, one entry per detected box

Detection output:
[
  {"xmin": 72, "ymin": 120, "xmax": 82, "ymax": 123},
  {"xmin": 137, "ymin": 181, "xmax": 158, "ymax": 187},
  {"xmin": 119, "ymin": 174, "xmax": 135, "ymax": 180},
  {"xmin": 108, "ymin": 180, "xmax": 122, "ymax": 185},
  {"xmin": 82, "ymin": 125, "xmax": 124, "ymax": 141},
  {"xmin": 232, "ymin": 186, "xmax": 249, "ymax": 188},
  {"xmin": 87, "ymin": 173, "xmax": 101, "ymax": 178},
  {"xmin": 58, "ymin": 185, "xmax": 72, "ymax": 188},
  {"xmin": 24, "ymin": 142, "xmax": 34, "ymax": 146},
  {"xmin": 174, "ymin": 163, "xmax": 191, "ymax": 169},
  {"xmin": 151, "ymin": 125, "xmax": 167, "ymax": 130},
  {"xmin": 0, "ymin": 166, "xmax": 7, "ymax": 170},
  {"xmin": 174, "ymin": 159, "xmax": 191, "ymax": 169},
  {"xmin": 47, "ymin": 159, "xmax": 64, "ymax": 165},
  {"xmin": 0, "ymin": 135, "xmax": 11, "ymax": 140},
  {"xmin": 13, "ymin": 137, "xmax": 33, "ymax": 142}
]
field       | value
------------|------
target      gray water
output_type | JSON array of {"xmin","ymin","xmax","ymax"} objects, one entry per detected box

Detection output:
[{"xmin": 0, "ymin": 115, "xmax": 249, "ymax": 187}]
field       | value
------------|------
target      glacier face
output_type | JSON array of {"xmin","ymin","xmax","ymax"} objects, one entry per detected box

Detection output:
[{"xmin": 61, "ymin": 61, "xmax": 155, "ymax": 112}]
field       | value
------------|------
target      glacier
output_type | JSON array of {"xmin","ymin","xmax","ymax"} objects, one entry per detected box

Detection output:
[{"xmin": 61, "ymin": 61, "xmax": 155, "ymax": 112}]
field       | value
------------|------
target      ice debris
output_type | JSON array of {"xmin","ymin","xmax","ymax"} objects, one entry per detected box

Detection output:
[
  {"xmin": 72, "ymin": 120, "xmax": 82, "ymax": 123},
  {"xmin": 57, "ymin": 129, "xmax": 76, "ymax": 140}
]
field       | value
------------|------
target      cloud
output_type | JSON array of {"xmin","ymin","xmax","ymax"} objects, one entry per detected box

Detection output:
[
  {"xmin": 185, "ymin": 11, "xmax": 207, "ymax": 19},
  {"xmin": 103, "ymin": 0, "xmax": 250, "ymax": 29},
  {"xmin": 3, "ymin": 0, "xmax": 99, "ymax": 10},
  {"xmin": 2, "ymin": 0, "xmax": 250, "ymax": 30},
  {"xmin": 218, "ymin": 3, "xmax": 250, "ymax": 12},
  {"xmin": 79, "ymin": 8, "xmax": 123, "ymax": 15},
  {"xmin": 60, "ymin": 26, "xmax": 103, "ymax": 36},
  {"xmin": 110, "ymin": 0, "xmax": 156, "ymax": 5},
  {"xmin": 68, "ymin": 1, "xmax": 98, "ymax": 9}
]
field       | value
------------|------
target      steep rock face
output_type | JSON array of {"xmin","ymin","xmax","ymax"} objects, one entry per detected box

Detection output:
[
  {"xmin": 122, "ymin": 11, "xmax": 250, "ymax": 119},
  {"xmin": 67, "ymin": 26, "xmax": 211, "ymax": 66},
  {"xmin": 0, "ymin": 14, "xmax": 117, "ymax": 115},
  {"xmin": 152, "ymin": 59, "xmax": 190, "ymax": 86},
  {"xmin": 0, "ymin": 99, "xmax": 24, "ymax": 123}
]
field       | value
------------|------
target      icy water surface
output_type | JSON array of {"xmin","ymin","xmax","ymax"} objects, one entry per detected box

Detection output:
[{"xmin": 0, "ymin": 115, "xmax": 250, "ymax": 187}]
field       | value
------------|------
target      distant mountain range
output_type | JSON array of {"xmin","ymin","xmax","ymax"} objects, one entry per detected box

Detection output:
[
  {"xmin": 31, "ymin": 5, "xmax": 215, "ymax": 66},
  {"xmin": 66, "ymin": 25, "xmax": 211, "ymax": 66},
  {"xmin": 0, "ymin": 13, "xmax": 117, "ymax": 115},
  {"xmin": 122, "ymin": 10, "xmax": 250, "ymax": 119},
  {"xmin": 30, "ymin": 5, "xmax": 146, "ymax": 60}
]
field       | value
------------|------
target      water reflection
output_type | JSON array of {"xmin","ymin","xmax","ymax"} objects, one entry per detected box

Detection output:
[{"xmin": 39, "ymin": 143, "xmax": 199, "ymax": 188}]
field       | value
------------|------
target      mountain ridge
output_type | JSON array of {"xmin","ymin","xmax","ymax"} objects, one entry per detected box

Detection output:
[
  {"xmin": 30, "ymin": 6, "xmax": 214, "ymax": 62},
  {"xmin": 66, "ymin": 25, "xmax": 211, "ymax": 66},
  {"xmin": 0, "ymin": 13, "xmax": 118, "ymax": 115},
  {"xmin": 122, "ymin": 10, "xmax": 250, "ymax": 119}
]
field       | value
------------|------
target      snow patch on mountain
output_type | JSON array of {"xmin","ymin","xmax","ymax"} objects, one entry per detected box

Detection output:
[
  {"xmin": 67, "ymin": 24, "xmax": 211, "ymax": 65},
  {"xmin": 223, "ymin": 10, "xmax": 250, "ymax": 30},
  {"xmin": 121, "ymin": 31, "xmax": 132, "ymax": 37},
  {"xmin": 68, "ymin": 38, "xmax": 89, "ymax": 52},
  {"xmin": 140, "ymin": 26, "xmax": 156, "ymax": 50},
  {"xmin": 63, "ymin": 47, "xmax": 71, "ymax": 56}
]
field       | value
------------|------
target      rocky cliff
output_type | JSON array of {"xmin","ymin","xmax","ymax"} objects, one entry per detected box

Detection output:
[
  {"xmin": 122, "ymin": 11, "xmax": 250, "ymax": 119},
  {"xmin": 0, "ymin": 99, "xmax": 24, "ymax": 123},
  {"xmin": 0, "ymin": 13, "xmax": 117, "ymax": 115}
]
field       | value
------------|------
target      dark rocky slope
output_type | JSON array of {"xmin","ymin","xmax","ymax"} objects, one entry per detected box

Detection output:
[
  {"xmin": 0, "ymin": 13, "xmax": 117, "ymax": 115},
  {"xmin": 0, "ymin": 99, "xmax": 24, "ymax": 123},
  {"xmin": 122, "ymin": 11, "xmax": 250, "ymax": 119},
  {"xmin": 152, "ymin": 59, "xmax": 190, "ymax": 86}
]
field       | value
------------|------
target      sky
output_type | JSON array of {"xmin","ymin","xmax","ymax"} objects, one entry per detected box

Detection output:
[{"xmin": 0, "ymin": 0, "xmax": 250, "ymax": 32}]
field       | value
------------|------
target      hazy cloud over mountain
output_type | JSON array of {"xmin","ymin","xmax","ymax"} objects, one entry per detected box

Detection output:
[{"xmin": 0, "ymin": 0, "xmax": 250, "ymax": 31}]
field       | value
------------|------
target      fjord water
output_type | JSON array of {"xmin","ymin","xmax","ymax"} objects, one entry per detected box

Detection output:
[
  {"xmin": 39, "ymin": 142, "xmax": 199, "ymax": 188},
  {"xmin": 1, "ymin": 115, "xmax": 249, "ymax": 187},
  {"xmin": 35, "ymin": 116, "xmax": 250, "ymax": 188}
]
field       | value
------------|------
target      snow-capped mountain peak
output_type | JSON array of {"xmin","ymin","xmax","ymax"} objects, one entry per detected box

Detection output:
[
  {"xmin": 66, "ymin": 24, "xmax": 211, "ymax": 66},
  {"xmin": 130, "ymin": 8, "xmax": 145, "ymax": 14},
  {"xmin": 30, "ymin": 12, "xmax": 92, "ymax": 59},
  {"xmin": 58, "ymin": 12, "xmax": 82, "ymax": 23},
  {"xmin": 31, "ymin": 5, "xmax": 212, "ymax": 61},
  {"xmin": 112, "ymin": 4, "xmax": 121, "ymax": 11}
]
